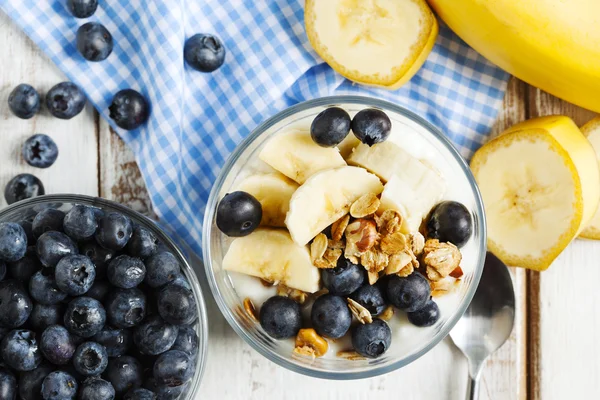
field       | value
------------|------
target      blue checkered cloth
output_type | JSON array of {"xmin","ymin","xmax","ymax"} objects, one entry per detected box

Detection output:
[{"xmin": 1, "ymin": 1, "xmax": 509, "ymax": 255}]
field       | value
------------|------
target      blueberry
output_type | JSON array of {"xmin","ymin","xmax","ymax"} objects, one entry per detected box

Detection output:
[
  {"xmin": 41, "ymin": 371, "xmax": 78, "ymax": 400},
  {"xmin": 29, "ymin": 304, "xmax": 64, "ymax": 332},
  {"xmin": 170, "ymin": 273, "xmax": 192, "ymax": 291},
  {"xmin": 79, "ymin": 241, "xmax": 114, "ymax": 279},
  {"xmin": 36, "ymin": 231, "xmax": 78, "ymax": 268},
  {"xmin": 108, "ymin": 89, "xmax": 150, "ymax": 131},
  {"xmin": 19, "ymin": 364, "xmax": 55, "ymax": 400},
  {"xmin": 107, "ymin": 255, "xmax": 145, "ymax": 289},
  {"xmin": 46, "ymin": 82, "xmax": 86, "ymax": 120},
  {"xmin": 86, "ymin": 280, "xmax": 110, "ymax": 302},
  {"xmin": 0, "ymin": 367, "xmax": 17, "ymax": 400},
  {"xmin": 133, "ymin": 315, "xmax": 178, "ymax": 356},
  {"xmin": 64, "ymin": 297, "xmax": 106, "ymax": 338},
  {"xmin": 22, "ymin": 134, "xmax": 59, "ymax": 169},
  {"xmin": 4, "ymin": 174, "xmax": 45, "ymax": 205},
  {"xmin": 143, "ymin": 377, "xmax": 185, "ymax": 400},
  {"xmin": 105, "ymin": 288, "xmax": 146, "ymax": 328},
  {"xmin": 351, "ymin": 108, "xmax": 392, "ymax": 146},
  {"xmin": 351, "ymin": 319, "xmax": 392, "ymax": 358},
  {"xmin": 310, "ymin": 107, "xmax": 351, "ymax": 147},
  {"xmin": 311, "ymin": 294, "xmax": 352, "ymax": 339},
  {"xmin": 426, "ymin": 201, "xmax": 473, "ymax": 248},
  {"xmin": 76, "ymin": 22, "xmax": 113, "ymax": 62},
  {"xmin": 73, "ymin": 341, "xmax": 108, "ymax": 376},
  {"xmin": 385, "ymin": 273, "xmax": 431, "ymax": 312},
  {"xmin": 7, "ymin": 246, "xmax": 41, "ymax": 282},
  {"xmin": 0, "ymin": 329, "xmax": 42, "ymax": 371},
  {"xmin": 18, "ymin": 219, "xmax": 36, "ymax": 244},
  {"xmin": 8, "ymin": 83, "xmax": 40, "ymax": 119},
  {"xmin": 0, "ymin": 280, "xmax": 32, "ymax": 327},
  {"xmin": 29, "ymin": 270, "xmax": 67, "ymax": 305},
  {"xmin": 78, "ymin": 377, "xmax": 116, "ymax": 400},
  {"xmin": 0, "ymin": 262, "xmax": 5, "ymax": 282},
  {"xmin": 157, "ymin": 283, "xmax": 197, "ymax": 326},
  {"xmin": 407, "ymin": 300, "xmax": 440, "ymax": 327},
  {"xmin": 124, "ymin": 388, "xmax": 157, "ymax": 400},
  {"xmin": 32, "ymin": 209, "xmax": 65, "ymax": 238},
  {"xmin": 95, "ymin": 212, "xmax": 133, "ymax": 250},
  {"xmin": 67, "ymin": 0, "xmax": 98, "ymax": 18},
  {"xmin": 0, "ymin": 222, "xmax": 28, "ymax": 262},
  {"xmin": 93, "ymin": 326, "xmax": 132, "ymax": 357},
  {"xmin": 216, "ymin": 191, "xmax": 262, "ymax": 237},
  {"xmin": 40, "ymin": 325, "xmax": 77, "ymax": 365},
  {"xmin": 184, "ymin": 33, "xmax": 226, "ymax": 72},
  {"xmin": 63, "ymin": 205, "xmax": 98, "ymax": 241},
  {"xmin": 127, "ymin": 226, "xmax": 158, "ymax": 259},
  {"xmin": 55, "ymin": 255, "xmax": 96, "ymax": 295},
  {"xmin": 171, "ymin": 325, "xmax": 199, "ymax": 357},
  {"xmin": 259, "ymin": 296, "xmax": 301, "ymax": 339},
  {"xmin": 350, "ymin": 284, "xmax": 387, "ymax": 315},
  {"xmin": 144, "ymin": 251, "xmax": 178, "ymax": 288},
  {"xmin": 321, "ymin": 257, "xmax": 365, "ymax": 296},
  {"xmin": 104, "ymin": 355, "xmax": 143, "ymax": 395},
  {"xmin": 153, "ymin": 350, "xmax": 194, "ymax": 387}
]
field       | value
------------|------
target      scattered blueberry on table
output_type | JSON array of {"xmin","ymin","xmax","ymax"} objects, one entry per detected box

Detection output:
[
  {"xmin": 184, "ymin": 33, "xmax": 226, "ymax": 72},
  {"xmin": 22, "ymin": 134, "xmax": 59, "ymax": 169},
  {"xmin": 45, "ymin": 82, "xmax": 87, "ymax": 120},
  {"xmin": 76, "ymin": 22, "xmax": 114, "ymax": 62},
  {"xmin": 67, "ymin": 0, "xmax": 98, "ymax": 18},
  {"xmin": 0, "ymin": 202, "xmax": 200, "ymax": 398},
  {"xmin": 8, "ymin": 83, "xmax": 40, "ymax": 119},
  {"xmin": 108, "ymin": 89, "xmax": 150, "ymax": 131},
  {"xmin": 4, "ymin": 173, "xmax": 45, "ymax": 205}
]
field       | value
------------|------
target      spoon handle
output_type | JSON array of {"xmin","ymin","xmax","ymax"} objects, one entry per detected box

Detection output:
[{"xmin": 466, "ymin": 376, "xmax": 480, "ymax": 400}]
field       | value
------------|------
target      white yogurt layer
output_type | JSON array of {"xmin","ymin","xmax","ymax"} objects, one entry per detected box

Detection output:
[{"xmin": 223, "ymin": 107, "xmax": 479, "ymax": 360}]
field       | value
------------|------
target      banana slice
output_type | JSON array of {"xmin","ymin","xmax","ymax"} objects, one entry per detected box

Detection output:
[
  {"xmin": 379, "ymin": 172, "xmax": 445, "ymax": 233},
  {"xmin": 286, "ymin": 166, "xmax": 384, "ymax": 245},
  {"xmin": 305, "ymin": 0, "xmax": 438, "ymax": 89},
  {"xmin": 579, "ymin": 117, "xmax": 600, "ymax": 240},
  {"xmin": 471, "ymin": 116, "xmax": 600, "ymax": 271},
  {"xmin": 337, "ymin": 134, "xmax": 361, "ymax": 160},
  {"xmin": 223, "ymin": 228, "xmax": 320, "ymax": 293},
  {"xmin": 259, "ymin": 129, "xmax": 346, "ymax": 184},
  {"xmin": 237, "ymin": 173, "xmax": 299, "ymax": 228}
]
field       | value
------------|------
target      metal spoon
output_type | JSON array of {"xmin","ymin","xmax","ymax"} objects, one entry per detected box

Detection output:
[{"xmin": 449, "ymin": 252, "xmax": 516, "ymax": 400}]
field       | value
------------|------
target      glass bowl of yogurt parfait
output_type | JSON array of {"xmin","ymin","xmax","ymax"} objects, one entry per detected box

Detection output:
[{"xmin": 203, "ymin": 96, "xmax": 486, "ymax": 379}]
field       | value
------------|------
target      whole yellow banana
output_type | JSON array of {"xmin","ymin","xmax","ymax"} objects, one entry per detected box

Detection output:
[{"xmin": 427, "ymin": 0, "xmax": 600, "ymax": 112}]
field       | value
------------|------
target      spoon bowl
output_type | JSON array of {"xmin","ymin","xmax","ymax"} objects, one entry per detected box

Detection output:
[{"xmin": 450, "ymin": 252, "xmax": 516, "ymax": 399}]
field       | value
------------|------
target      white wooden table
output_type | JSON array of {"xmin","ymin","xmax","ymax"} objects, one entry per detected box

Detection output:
[{"xmin": 1, "ymin": 10, "xmax": 599, "ymax": 400}]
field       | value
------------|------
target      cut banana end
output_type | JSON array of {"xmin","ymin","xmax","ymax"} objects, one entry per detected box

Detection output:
[
  {"xmin": 471, "ymin": 116, "xmax": 600, "ymax": 271},
  {"xmin": 579, "ymin": 117, "xmax": 600, "ymax": 240},
  {"xmin": 286, "ymin": 166, "xmax": 384, "ymax": 245},
  {"xmin": 259, "ymin": 129, "xmax": 346, "ymax": 184},
  {"xmin": 222, "ymin": 228, "xmax": 320, "ymax": 293},
  {"xmin": 236, "ymin": 173, "xmax": 299, "ymax": 228},
  {"xmin": 305, "ymin": 0, "xmax": 438, "ymax": 89}
]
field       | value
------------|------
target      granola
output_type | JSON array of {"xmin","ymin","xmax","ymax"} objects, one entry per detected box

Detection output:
[
  {"xmin": 360, "ymin": 249, "xmax": 388, "ymax": 273},
  {"xmin": 347, "ymin": 298, "xmax": 373, "ymax": 324},
  {"xmin": 294, "ymin": 328, "xmax": 328, "ymax": 358},
  {"xmin": 422, "ymin": 239, "xmax": 462, "ymax": 281},
  {"xmin": 243, "ymin": 298, "xmax": 259, "ymax": 322},
  {"xmin": 345, "ymin": 219, "xmax": 378, "ymax": 259},
  {"xmin": 350, "ymin": 193, "xmax": 380, "ymax": 218},
  {"xmin": 379, "ymin": 305, "xmax": 395, "ymax": 321},
  {"xmin": 331, "ymin": 214, "xmax": 350, "ymax": 241},
  {"xmin": 310, "ymin": 233, "xmax": 328, "ymax": 262},
  {"xmin": 379, "ymin": 231, "xmax": 408, "ymax": 255},
  {"xmin": 314, "ymin": 247, "xmax": 342, "ymax": 269},
  {"xmin": 376, "ymin": 209, "xmax": 403, "ymax": 234},
  {"xmin": 277, "ymin": 285, "xmax": 308, "ymax": 304},
  {"xmin": 386, "ymin": 252, "xmax": 413, "ymax": 276},
  {"xmin": 408, "ymin": 232, "xmax": 425, "ymax": 256}
]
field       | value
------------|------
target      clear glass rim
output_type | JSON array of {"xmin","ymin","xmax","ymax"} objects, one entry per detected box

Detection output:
[
  {"xmin": 202, "ymin": 95, "xmax": 487, "ymax": 380},
  {"xmin": 0, "ymin": 194, "xmax": 209, "ymax": 393}
]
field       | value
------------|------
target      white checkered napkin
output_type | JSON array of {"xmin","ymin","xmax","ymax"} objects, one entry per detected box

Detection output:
[{"xmin": 0, "ymin": 0, "xmax": 509, "ymax": 255}]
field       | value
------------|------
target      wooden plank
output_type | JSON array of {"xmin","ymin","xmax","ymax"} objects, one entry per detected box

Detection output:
[
  {"xmin": 528, "ymin": 87, "xmax": 598, "ymax": 400},
  {"xmin": 0, "ymin": 11, "xmax": 98, "ymax": 208}
]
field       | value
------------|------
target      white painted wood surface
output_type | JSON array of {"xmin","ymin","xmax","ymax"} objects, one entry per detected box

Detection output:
[{"xmin": 4, "ymin": 7, "xmax": 600, "ymax": 399}]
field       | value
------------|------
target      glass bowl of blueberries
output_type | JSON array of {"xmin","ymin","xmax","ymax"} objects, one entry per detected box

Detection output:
[
  {"xmin": 203, "ymin": 96, "xmax": 486, "ymax": 379},
  {"xmin": 0, "ymin": 194, "xmax": 207, "ymax": 399}
]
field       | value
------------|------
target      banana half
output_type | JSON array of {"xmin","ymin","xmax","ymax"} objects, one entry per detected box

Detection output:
[
  {"xmin": 305, "ymin": 0, "xmax": 438, "ymax": 89},
  {"xmin": 579, "ymin": 117, "xmax": 600, "ymax": 240},
  {"xmin": 471, "ymin": 116, "xmax": 600, "ymax": 271}
]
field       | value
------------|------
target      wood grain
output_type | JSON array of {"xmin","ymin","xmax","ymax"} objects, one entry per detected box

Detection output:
[
  {"xmin": 0, "ymin": 12, "xmax": 98, "ymax": 208},
  {"xmin": 528, "ymin": 87, "xmax": 598, "ymax": 400}
]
